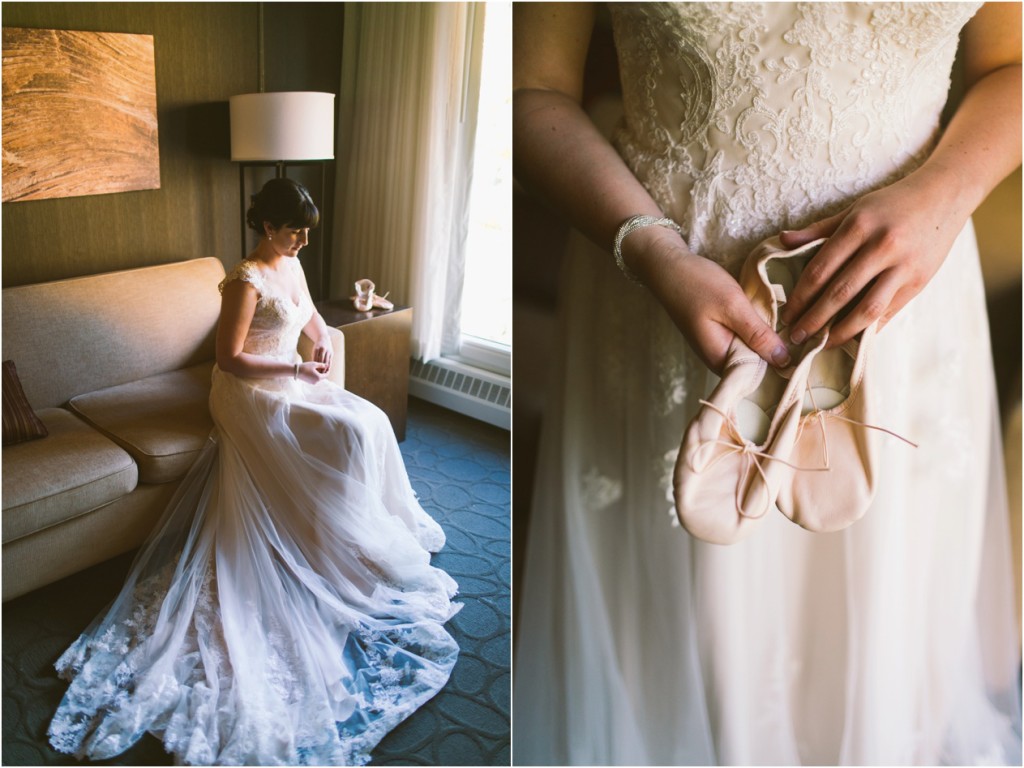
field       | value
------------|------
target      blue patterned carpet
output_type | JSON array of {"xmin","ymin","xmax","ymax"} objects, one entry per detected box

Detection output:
[{"xmin": 1, "ymin": 398, "xmax": 510, "ymax": 766}]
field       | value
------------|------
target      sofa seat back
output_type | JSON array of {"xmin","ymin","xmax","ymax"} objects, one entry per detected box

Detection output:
[{"xmin": 2, "ymin": 257, "xmax": 226, "ymax": 410}]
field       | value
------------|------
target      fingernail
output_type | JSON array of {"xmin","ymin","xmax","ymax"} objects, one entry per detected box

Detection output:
[
  {"xmin": 790, "ymin": 328, "xmax": 806, "ymax": 344},
  {"xmin": 772, "ymin": 345, "xmax": 791, "ymax": 367}
]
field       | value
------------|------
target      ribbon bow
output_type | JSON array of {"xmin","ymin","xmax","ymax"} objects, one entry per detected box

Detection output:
[{"xmin": 690, "ymin": 399, "xmax": 827, "ymax": 520}]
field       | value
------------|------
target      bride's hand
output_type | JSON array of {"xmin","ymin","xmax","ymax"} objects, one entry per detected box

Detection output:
[
  {"xmin": 625, "ymin": 227, "xmax": 792, "ymax": 374},
  {"xmin": 297, "ymin": 361, "xmax": 329, "ymax": 385},
  {"xmin": 311, "ymin": 337, "xmax": 333, "ymax": 371},
  {"xmin": 777, "ymin": 165, "xmax": 968, "ymax": 348}
]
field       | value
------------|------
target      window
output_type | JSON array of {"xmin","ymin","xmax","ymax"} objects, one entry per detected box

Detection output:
[{"xmin": 455, "ymin": 2, "xmax": 511, "ymax": 377}]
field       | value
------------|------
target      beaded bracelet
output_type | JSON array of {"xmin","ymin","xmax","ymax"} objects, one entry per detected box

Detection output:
[{"xmin": 613, "ymin": 215, "xmax": 685, "ymax": 284}]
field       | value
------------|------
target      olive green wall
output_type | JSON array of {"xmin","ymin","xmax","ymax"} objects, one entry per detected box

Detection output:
[{"xmin": 1, "ymin": 3, "xmax": 343, "ymax": 293}]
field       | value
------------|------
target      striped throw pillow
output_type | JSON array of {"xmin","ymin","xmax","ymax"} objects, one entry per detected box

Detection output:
[{"xmin": 2, "ymin": 360, "xmax": 47, "ymax": 445}]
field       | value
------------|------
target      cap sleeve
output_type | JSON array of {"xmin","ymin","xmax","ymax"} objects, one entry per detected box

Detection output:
[{"xmin": 218, "ymin": 259, "xmax": 265, "ymax": 295}]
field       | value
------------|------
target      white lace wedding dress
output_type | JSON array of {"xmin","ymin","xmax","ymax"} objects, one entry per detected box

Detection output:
[
  {"xmin": 514, "ymin": 3, "xmax": 1021, "ymax": 765},
  {"xmin": 48, "ymin": 259, "xmax": 461, "ymax": 765}
]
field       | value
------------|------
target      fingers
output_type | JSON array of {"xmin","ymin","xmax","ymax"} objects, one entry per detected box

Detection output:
[
  {"xmin": 297, "ymin": 361, "xmax": 330, "ymax": 384},
  {"xmin": 694, "ymin": 277, "xmax": 791, "ymax": 371},
  {"xmin": 825, "ymin": 272, "xmax": 901, "ymax": 347},
  {"xmin": 694, "ymin": 322, "xmax": 739, "ymax": 374},
  {"xmin": 780, "ymin": 211, "xmax": 920, "ymax": 347},
  {"xmin": 313, "ymin": 346, "xmax": 333, "ymax": 370},
  {"xmin": 778, "ymin": 210, "xmax": 846, "ymax": 249},
  {"xmin": 785, "ymin": 251, "xmax": 882, "ymax": 343},
  {"xmin": 780, "ymin": 214, "xmax": 871, "ymax": 333},
  {"xmin": 726, "ymin": 303, "xmax": 792, "ymax": 368}
]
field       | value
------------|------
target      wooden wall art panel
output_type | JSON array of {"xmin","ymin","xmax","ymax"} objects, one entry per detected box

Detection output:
[{"xmin": 2, "ymin": 28, "xmax": 160, "ymax": 203}]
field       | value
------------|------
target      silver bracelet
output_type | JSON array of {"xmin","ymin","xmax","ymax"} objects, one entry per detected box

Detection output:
[
  {"xmin": 613, "ymin": 215, "xmax": 685, "ymax": 284},
  {"xmin": 294, "ymin": 363, "xmax": 299, "ymax": 380}
]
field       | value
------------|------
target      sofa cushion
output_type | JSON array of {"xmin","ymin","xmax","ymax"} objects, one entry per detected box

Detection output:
[
  {"xmin": 3, "ymin": 408, "xmax": 138, "ymax": 543},
  {"xmin": 69, "ymin": 363, "xmax": 214, "ymax": 484},
  {"xmin": 2, "ymin": 360, "xmax": 48, "ymax": 445}
]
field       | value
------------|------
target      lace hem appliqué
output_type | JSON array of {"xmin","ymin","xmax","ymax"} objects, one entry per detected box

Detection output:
[{"xmin": 49, "ymin": 554, "xmax": 460, "ymax": 766}]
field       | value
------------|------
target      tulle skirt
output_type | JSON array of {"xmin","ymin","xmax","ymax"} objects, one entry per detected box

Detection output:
[
  {"xmin": 49, "ymin": 368, "xmax": 460, "ymax": 766},
  {"xmin": 513, "ymin": 220, "xmax": 1021, "ymax": 765}
]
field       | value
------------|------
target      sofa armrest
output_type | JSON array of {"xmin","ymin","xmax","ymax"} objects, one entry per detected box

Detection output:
[{"xmin": 298, "ymin": 327, "xmax": 345, "ymax": 388}]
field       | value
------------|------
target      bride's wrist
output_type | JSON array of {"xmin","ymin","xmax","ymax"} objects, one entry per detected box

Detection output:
[
  {"xmin": 907, "ymin": 158, "xmax": 979, "ymax": 222},
  {"xmin": 619, "ymin": 224, "xmax": 695, "ymax": 285}
]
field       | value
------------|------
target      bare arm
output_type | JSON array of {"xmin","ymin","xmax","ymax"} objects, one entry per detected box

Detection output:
[
  {"xmin": 290, "ymin": 253, "xmax": 333, "ymax": 370},
  {"xmin": 514, "ymin": 4, "xmax": 662, "ymax": 247},
  {"xmin": 514, "ymin": 3, "xmax": 791, "ymax": 371},
  {"xmin": 216, "ymin": 280, "xmax": 328, "ymax": 384},
  {"xmin": 780, "ymin": 2, "xmax": 1022, "ymax": 347},
  {"xmin": 297, "ymin": 266, "xmax": 334, "ymax": 371},
  {"xmin": 302, "ymin": 310, "xmax": 333, "ymax": 365}
]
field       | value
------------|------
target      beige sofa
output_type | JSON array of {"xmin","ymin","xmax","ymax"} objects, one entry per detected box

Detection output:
[{"xmin": 2, "ymin": 257, "xmax": 344, "ymax": 601}]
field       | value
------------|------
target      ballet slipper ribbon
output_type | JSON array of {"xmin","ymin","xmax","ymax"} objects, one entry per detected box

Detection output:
[
  {"xmin": 692, "ymin": 399, "xmax": 828, "ymax": 519},
  {"xmin": 801, "ymin": 387, "xmax": 919, "ymax": 469}
]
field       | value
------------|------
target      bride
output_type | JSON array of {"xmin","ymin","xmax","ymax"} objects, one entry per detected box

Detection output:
[
  {"xmin": 48, "ymin": 178, "xmax": 461, "ymax": 765},
  {"xmin": 514, "ymin": 2, "xmax": 1021, "ymax": 765}
]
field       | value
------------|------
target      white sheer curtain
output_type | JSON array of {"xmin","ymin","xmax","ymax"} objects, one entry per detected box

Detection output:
[{"xmin": 332, "ymin": 2, "xmax": 483, "ymax": 362}]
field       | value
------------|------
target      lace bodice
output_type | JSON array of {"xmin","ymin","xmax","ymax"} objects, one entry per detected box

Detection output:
[
  {"xmin": 609, "ymin": 2, "xmax": 980, "ymax": 266},
  {"xmin": 218, "ymin": 258, "xmax": 313, "ymax": 361}
]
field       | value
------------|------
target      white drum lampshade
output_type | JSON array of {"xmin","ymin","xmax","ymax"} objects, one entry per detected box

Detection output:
[{"xmin": 229, "ymin": 92, "xmax": 335, "ymax": 161}]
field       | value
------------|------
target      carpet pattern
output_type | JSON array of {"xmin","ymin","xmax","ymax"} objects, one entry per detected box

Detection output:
[{"xmin": 2, "ymin": 398, "xmax": 510, "ymax": 766}]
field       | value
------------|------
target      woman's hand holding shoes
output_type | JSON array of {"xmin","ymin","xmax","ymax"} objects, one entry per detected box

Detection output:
[
  {"xmin": 623, "ymin": 225, "xmax": 793, "ymax": 374},
  {"xmin": 777, "ymin": 165, "xmax": 968, "ymax": 349}
]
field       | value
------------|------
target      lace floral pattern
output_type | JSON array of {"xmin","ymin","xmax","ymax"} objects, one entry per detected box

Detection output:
[
  {"xmin": 609, "ymin": 2, "xmax": 980, "ymax": 266},
  {"xmin": 580, "ymin": 467, "xmax": 623, "ymax": 512},
  {"xmin": 51, "ymin": 576, "xmax": 459, "ymax": 767},
  {"xmin": 659, "ymin": 448, "xmax": 682, "ymax": 527}
]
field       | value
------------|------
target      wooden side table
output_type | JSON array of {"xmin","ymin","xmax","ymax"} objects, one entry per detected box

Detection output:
[{"xmin": 315, "ymin": 301, "xmax": 412, "ymax": 441}]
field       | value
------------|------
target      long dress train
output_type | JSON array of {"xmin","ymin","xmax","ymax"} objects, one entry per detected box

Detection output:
[
  {"xmin": 513, "ymin": 3, "xmax": 1021, "ymax": 765},
  {"xmin": 48, "ymin": 258, "xmax": 461, "ymax": 765}
]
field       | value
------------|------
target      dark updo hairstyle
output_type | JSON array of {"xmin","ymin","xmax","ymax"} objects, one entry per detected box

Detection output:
[{"xmin": 245, "ymin": 178, "xmax": 320, "ymax": 235}]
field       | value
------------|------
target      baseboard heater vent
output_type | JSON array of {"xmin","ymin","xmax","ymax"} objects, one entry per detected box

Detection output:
[{"xmin": 409, "ymin": 357, "xmax": 510, "ymax": 430}]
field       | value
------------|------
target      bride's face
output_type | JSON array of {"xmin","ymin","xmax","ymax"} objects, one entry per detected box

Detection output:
[{"xmin": 266, "ymin": 225, "xmax": 309, "ymax": 257}]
